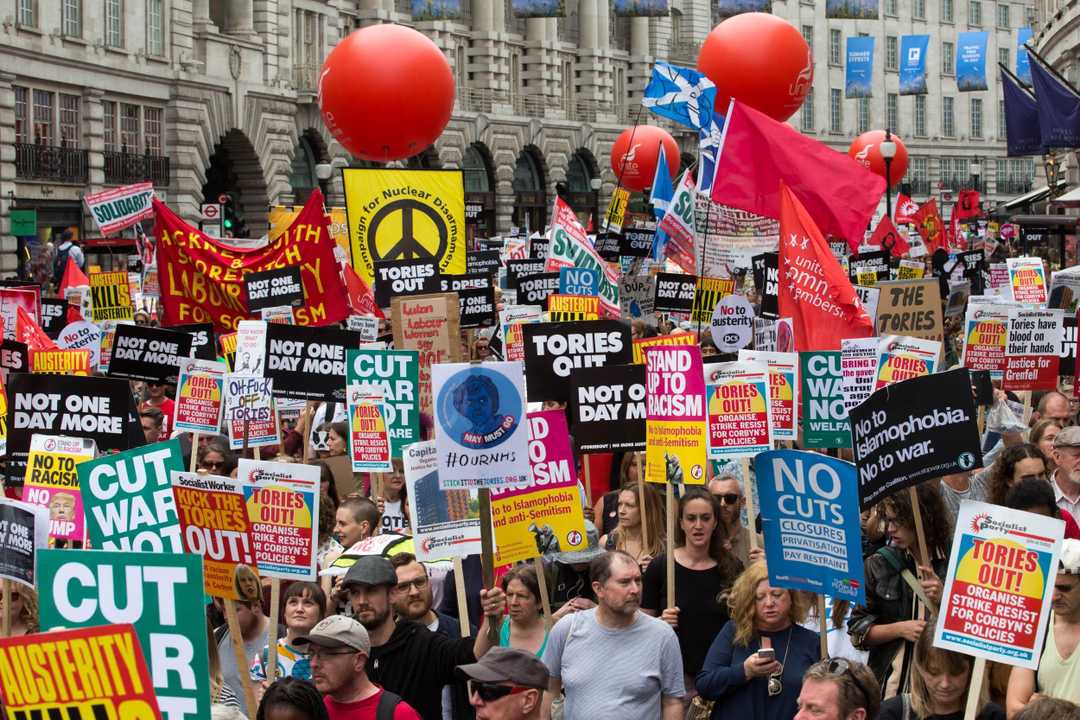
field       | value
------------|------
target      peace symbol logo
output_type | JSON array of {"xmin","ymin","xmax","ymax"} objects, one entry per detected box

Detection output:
[{"xmin": 368, "ymin": 199, "xmax": 448, "ymax": 262}]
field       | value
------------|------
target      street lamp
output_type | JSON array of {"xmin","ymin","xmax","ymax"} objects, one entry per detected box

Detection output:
[
  {"xmin": 314, "ymin": 162, "xmax": 333, "ymax": 200},
  {"xmin": 970, "ymin": 156, "xmax": 982, "ymax": 192},
  {"xmin": 590, "ymin": 176, "xmax": 602, "ymax": 234},
  {"xmin": 880, "ymin": 129, "xmax": 897, "ymax": 222}
]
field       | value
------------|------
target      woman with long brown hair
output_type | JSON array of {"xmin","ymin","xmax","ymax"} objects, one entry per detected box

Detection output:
[{"xmin": 598, "ymin": 480, "xmax": 664, "ymax": 568}]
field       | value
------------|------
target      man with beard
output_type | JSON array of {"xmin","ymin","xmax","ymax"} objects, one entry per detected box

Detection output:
[
  {"xmin": 540, "ymin": 550, "xmax": 684, "ymax": 720},
  {"xmin": 1052, "ymin": 428, "xmax": 1080, "ymax": 521},
  {"xmin": 707, "ymin": 473, "xmax": 763, "ymax": 567},
  {"xmin": 343, "ymin": 555, "xmax": 505, "ymax": 720}
]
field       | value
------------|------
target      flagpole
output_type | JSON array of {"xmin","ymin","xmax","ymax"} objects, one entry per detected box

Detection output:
[
  {"xmin": 1013, "ymin": 52, "xmax": 1068, "ymax": 197},
  {"xmin": 695, "ymin": 198, "xmax": 717, "ymax": 342},
  {"xmin": 606, "ymin": 103, "xmax": 647, "ymax": 234},
  {"xmin": 1023, "ymin": 44, "xmax": 1080, "ymax": 96},
  {"xmin": 998, "ymin": 62, "xmax": 1037, "ymax": 100}
]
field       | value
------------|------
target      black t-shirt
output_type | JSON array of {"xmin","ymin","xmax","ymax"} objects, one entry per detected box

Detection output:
[
  {"xmin": 641, "ymin": 553, "xmax": 731, "ymax": 675},
  {"xmin": 877, "ymin": 695, "xmax": 1006, "ymax": 720}
]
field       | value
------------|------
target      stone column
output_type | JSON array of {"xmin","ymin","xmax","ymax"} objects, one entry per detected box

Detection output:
[
  {"xmin": 0, "ymin": 73, "xmax": 19, "ymax": 273},
  {"xmin": 579, "ymin": 0, "xmax": 597, "ymax": 49},
  {"xmin": 223, "ymin": 0, "xmax": 257, "ymax": 36},
  {"xmin": 473, "ymin": 0, "xmax": 494, "ymax": 31},
  {"xmin": 492, "ymin": 0, "xmax": 505, "ymax": 34},
  {"xmin": 527, "ymin": 17, "xmax": 547, "ymax": 42},
  {"xmin": 82, "ymin": 87, "xmax": 105, "ymax": 192},
  {"xmin": 630, "ymin": 17, "xmax": 649, "ymax": 55}
]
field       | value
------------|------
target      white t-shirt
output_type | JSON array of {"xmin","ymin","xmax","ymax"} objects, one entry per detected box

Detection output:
[{"xmin": 381, "ymin": 499, "xmax": 407, "ymax": 534}]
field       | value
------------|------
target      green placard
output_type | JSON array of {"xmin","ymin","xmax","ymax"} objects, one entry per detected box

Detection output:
[
  {"xmin": 346, "ymin": 348, "xmax": 420, "ymax": 457},
  {"xmin": 799, "ymin": 351, "xmax": 851, "ymax": 449},
  {"xmin": 9, "ymin": 209, "xmax": 36, "ymax": 236},
  {"xmin": 77, "ymin": 438, "xmax": 184, "ymax": 552},
  {"xmin": 37, "ymin": 549, "xmax": 211, "ymax": 719}
]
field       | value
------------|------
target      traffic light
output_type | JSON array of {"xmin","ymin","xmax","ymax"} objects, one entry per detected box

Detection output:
[{"xmin": 220, "ymin": 193, "xmax": 246, "ymax": 237}]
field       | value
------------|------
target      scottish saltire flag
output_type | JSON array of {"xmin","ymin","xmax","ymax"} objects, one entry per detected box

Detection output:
[
  {"xmin": 643, "ymin": 61, "xmax": 718, "ymax": 132},
  {"xmin": 650, "ymin": 144, "xmax": 674, "ymax": 261},
  {"xmin": 698, "ymin": 118, "xmax": 724, "ymax": 193}
]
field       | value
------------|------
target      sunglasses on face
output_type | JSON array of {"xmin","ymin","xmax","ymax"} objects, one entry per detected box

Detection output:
[
  {"xmin": 467, "ymin": 680, "xmax": 529, "ymax": 703},
  {"xmin": 713, "ymin": 493, "xmax": 740, "ymax": 505},
  {"xmin": 1055, "ymin": 582, "xmax": 1079, "ymax": 594},
  {"xmin": 204, "ymin": 460, "xmax": 226, "ymax": 470}
]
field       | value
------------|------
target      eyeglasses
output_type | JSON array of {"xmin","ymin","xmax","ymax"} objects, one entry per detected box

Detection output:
[
  {"xmin": 824, "ymin": 658, "xmax": 872, "ymax": 711},
  {"xmin": 395, "ymin": 577, "xmax": 428, "ymax": 593},
  {"xmin": 713, "ymin": 493, "xmax": 740, "ymax": 505},
  {"xmin": 204, "ymin": 460, "xmax": 226, "ymax": 470},
  {"xmin": 308, "ymin": 647, "xmax": 359, "ymax": 661},
  {"xmin": 467, "ymin": 680, "xmax": 529, "ymax": 703}
]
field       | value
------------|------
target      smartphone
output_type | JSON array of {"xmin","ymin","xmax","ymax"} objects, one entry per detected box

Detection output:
[{"xmin": 756, "ymin": 648, "xmax": 776, "ymax": 661}]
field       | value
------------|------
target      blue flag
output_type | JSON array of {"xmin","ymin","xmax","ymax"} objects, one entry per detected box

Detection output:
[
  {"xmin": 845, "ymin": 36, "xmax": 875, "ymax": 98},
  {"xmin": 899, "ymin": 35, "xmax": 929, "ymax": 95},
  {"xmin": 1029, "ymin": 54, "xmax": 1080, "ymax": 148},
  {"xmin": 1001, "ymin": 67, "xmax": 1042, "ymax": 156},
  {"xmin": 650, "ymin": 144, "xmax": 674, "ymax": 261},
  {"xmin": 642, "ymin": 61, "xmax": 718, "ymax": 133},
  {"xmin": 1017, "ymin": 28, "xmax": 1033, "ymax": 85},
  {"xmin": 957, "ymin": 31, "xmax": 989, "ymax": 91}
]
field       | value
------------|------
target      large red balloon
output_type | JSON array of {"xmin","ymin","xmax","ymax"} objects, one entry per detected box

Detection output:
[
  {"xmin": 318, "ymin": 24, "xmax": 454, "ymax": 162},
  {"xmin": 610, "ymin": 126, "xmax": 679, "ymax": 192},
  {"xmin": 848, "ymin": 131, "xmax": 909, "ymax": 183},
  {"xmin": 697, "ymin": 13, "xmax": 812, "ymax": 122}
]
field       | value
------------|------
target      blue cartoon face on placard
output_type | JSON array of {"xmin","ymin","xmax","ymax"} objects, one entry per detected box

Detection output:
[{"xmin": 437, "ymin": 367, "xmax": 522, "ymax": 450}]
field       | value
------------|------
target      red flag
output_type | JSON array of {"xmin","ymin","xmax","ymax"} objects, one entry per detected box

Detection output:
[
  {"xmin": 955, "ymin": 189, "xmax": 981, "ymax": 220},
  {"xmin": 894, "ymin": 193, "xmax": 920, "ymax": 224},
  {"xmin": 710, "ymin": 101, "xmax": 885, "ymax": 247},
  {"xmin": 869, "ymin": 216, "xmax": 911, "ymax": 257},
  {"xmin": 343, "ymin": 263, "xmax": 384, "ymax": 320},
  {"xmin": 778, "ymin": 182, "xmax": 874, "ymax": 351},
  {"xmin": 913, "ymin": 199, "xmax": 945, "ymax": 255},
  {"xmin": 57, "ymin": 256, "xmax": 89, "ymax": 295},
  {"xmin": 16, "ymin": 307, "xmax": 57, "ymax": 350}
]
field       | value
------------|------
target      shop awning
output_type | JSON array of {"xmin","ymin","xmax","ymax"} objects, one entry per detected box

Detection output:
[{"xmin": 990, "ymin": 180, "xmax": 1069, "ymax": 214}]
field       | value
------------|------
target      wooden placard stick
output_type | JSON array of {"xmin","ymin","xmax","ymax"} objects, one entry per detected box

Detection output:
[{"xmin": 224, "ymin": 598, "xmax": 259, "ymax": 717}]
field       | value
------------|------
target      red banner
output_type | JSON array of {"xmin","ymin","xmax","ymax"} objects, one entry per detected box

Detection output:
[{"xmin": 152, "ymin": 189, "xmax": 348, "ymax": 332}]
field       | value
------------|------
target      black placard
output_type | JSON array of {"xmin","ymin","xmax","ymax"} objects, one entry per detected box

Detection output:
[
  {"xmin": 465, "ymin": 202, "xmax": 484, "ymax": 222},
  {"xmin": 529, "ymin": 236, "xmax": 550, "ymax": 259},
  {"xmin": 850, "ymin": 368, "xmax": 982, "ymax": 510},
  {"xmin": 594, "ymin": 232, "xmax": 622, "ymax": 261},
  {"xmin": 970, "ymin": 370, "xmax": 994, "ymax": 406},
  {"xmin": 751, "ymin": 253, "xmax": 779, "ymax": 319},
  {"xmin": 373, "ymin": 259, "xmax": 441, "ymax": 309},
  {"xmin": 848, "ymin": 250, "xmax": 890, "ymax": 283},
  {"xmin": 0, "ymin": 340, "xmax": 28, "ymax": 375},
  {"xmin": 171, "ymin": 322, "xmax": 217, "ymax": 361},
  {"xmin": 40, "ymin": 299, "xmax": 68, "ymax": 338},
  {"xmin": 107, "ymin": 325, "xmax": 193, "ymax": 382},
  {"xmin": 467, "ymin": 250, "xmax": 502, "ymax": 276},
  {"xmin": 0, "ymin": 500, "xmax": 41, "ymax": 585},
  {"xmin": 245, "ymin": 266, "xmax": 305, "ymax": 311},
  {"xmin": 1060, "ymin": 314, "xmax": 1076, "ymax": 376},
  {"xmin": 569, "ymin": 364, "xmax": 646, "ymax": 452},
  {"xmin": 441, "ymin": 274, "xmax": 496, "ymax": 328},
  {"xmin": 522, "ymin": 320, "xmax": 633, "ymax": 403},
  {"xmin": 517, "ymin": 272, "xmax": 561, "ymax": 307},
  {"xmin": 264, "ymin": 324, "xmax": 363, "ymax": 402},
  {"xmin": 507, "ymin": 259, "xmax": 547, "ymax": 290},
  {"xmin": 619, "ymin": 228, "xmax": 655, "ymax": 258},
  {"xmin": 653, "ymin": 272, "xmax": 697, "ymax": 313}
]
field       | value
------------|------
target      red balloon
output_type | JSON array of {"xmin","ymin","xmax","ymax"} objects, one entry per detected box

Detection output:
[
  {"xmin": 610, "ymin": 126, "xmax": 680, "ymax": 192},
  {"xmin": 848, "ymin": 130, "xmax": 909, "ymax": 183},
  {"xmin": 697, "ymin": 13, "xmax": 812, "ymax": 122},
  {"xmin": 319, "ymin": 24, "xmax": 454, "ymax": 162}
]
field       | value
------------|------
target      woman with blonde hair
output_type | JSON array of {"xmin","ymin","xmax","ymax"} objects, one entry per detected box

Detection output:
[
  {"xmin": 696, "ymin": 561, "xmax": 820, "ymax": 720},
  {"xmin": 1, "ymin": 585, "xmax": 38, "ymax": 636},
  {"xmin": 599, "ymin": 480, "xmax": 664, "ymax": 569}
]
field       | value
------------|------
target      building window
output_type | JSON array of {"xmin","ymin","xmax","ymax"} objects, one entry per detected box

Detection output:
[
  {"xmin": 943, "ymin": 42, "xmax": 955, "ymax": 75},
  {"xmin": 943, "ymin": 96, "xmax": 955, "ymax": 137},
  {"xmin": 120, "ymin": 103, "xmax": 140, "ymax": 152},
  {"xmin": 103, "ymin": 101, "xmax": 117, "ymax": 152},
  {"xmin": 858, "ymin": 98, "xmax": 871, "ymax": 133},
  {"xmin": 887, "ymin": 36, "xmax": 898, "ymax": 70},
  {"xmin": 915, "ymin": 95, "xmax": 927, "ymax": 136},
  {"xmin": 969, "ymin": 0, "xmax": 982, "ymax": 25},
  {"xmin": 829, "ymin": 29, "xmax": 842, "ymax": 66},
  {"xmin": 17, "ymin": 0, "xmax": 36, "ymax": 27},
  {"xmin": 59, "ymin": 94, "xmax": 80, "ymax": 148},
  {"xmin": 997, "ymin": 2, "xmax": 1009, "ymax": 26},
  {"xmin": 144, "ymin": 107, "xmax": 163, "ymax": 155},
  {"xmin": 802, "ymin": 88, "xmax": 815, "ymax": 132},
  {"xmin": 911, "ymin": 156, "xmax": 929, "ymax": 190},
  {"xmin": 971, "ymin": 97, "xmax": 983, "ymax": 138},
  {"xmin": 32, "ymin": 90, "xmax": 53, "ymax": 145},
  {"xmin": 887, "ymin": 93, "xmax": 899, "ymax": 133},
  {"xmin": 998, "ymin": 47, "xmax": 1010, "ymax": 70},
  {"xmin": 914, "ymin": 0, "xmax": 926, "ymax": 19},
  {"xmin": 105, "ymin": 0, "xmax": 124, "ymax": 48},
  {"xmin": 63, "ymin": 0, "xmax": 82, "ymax": 36},
  {"xmin": 885, "ymin": 0, "xmax": 897, "ymax": 15},
  {"xmin": 1025, "ymin": 6, "xmax": 1036, "ymax": 26},
  {"xmin": 942, "ymin": 0, "xmax": 954, "ymax": 22},
  {"xmin": 998, "ymin": 99, "xmax": 1006, "ymax": 139},
  {"xmin": 802, "ymin": 25, "xmax": 813, "ymax": 53},
  {"xmin": 830, "ymin": 88, "xmax": 842, "ymax": 133},
  {"xmin": 147, "ymin": 0, "xmax": 164, "ymax": 56},
  {"xmin": 14, "ymin": 87, "xmax": 28, "ymax": 144}
]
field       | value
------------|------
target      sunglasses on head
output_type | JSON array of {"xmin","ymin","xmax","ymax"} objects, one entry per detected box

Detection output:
[
  {"xmin": 467, "ymin": 680, "xmax": 529, "ymax": 703},
  {"xmin": 825, "ymin": 658, "xmax": 872, "ymax": 710},
  {"xmin": 713, "ymin": 493, "xmax": 740, "ymax": 505}
]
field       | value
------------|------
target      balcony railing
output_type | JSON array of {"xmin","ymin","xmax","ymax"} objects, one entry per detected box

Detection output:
[
  {"xmin": 999, "ymin": 178, "xmax": 1034, "ymax": 195},
  {"xmin": 907, "ymin": 178, "xmax": 932, "ymax": 195},
  {"xmin": 15, "ymin": 142, "xmax": 88, "ymax": 183},
  {"xmin": 293, "ymin": 64, "xmax": 319, "ymax": 93},
  {"xmin": 104, "ymin": 150, "xmax": 170, "ymax": 186}
]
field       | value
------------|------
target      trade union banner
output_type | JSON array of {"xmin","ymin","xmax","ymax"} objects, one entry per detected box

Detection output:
[
  {"xmin": 342, "ymin": 168, "xmax": 466, "ymax": 286},
  {"xmin": 152, "ymin": 188, "xmax": 348, "ymax": 332}
]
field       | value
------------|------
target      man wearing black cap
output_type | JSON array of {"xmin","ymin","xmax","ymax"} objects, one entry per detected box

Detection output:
[
  {"xmin": 458, "ymin": 647, "xmax": 549, "ymax": 720},
  {"xmin": 343, "ymin": 555, "xmax": 506, "ymax": 720}
]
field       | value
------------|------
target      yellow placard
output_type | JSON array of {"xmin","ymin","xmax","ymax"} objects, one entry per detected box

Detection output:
[
  {"xmin": 691, "ymin": 277, "xmax": 736, "ymax": 324},
  {"xmin": 632, "ymin": 332, "xmax": 697, "ymax": 364},
  {"xmin": 605, "ymin": 187, "xmax": 630, "ymax": 232},
  {"xmin": 270, "ymin": 205, "xmax": 350, "ymax": 260},
  {"xmin": 89, "ymin": 270, "xmax": 133, "ymax": 322},
  {"xmin": 548, "ymin": 294, "xmax": 600, "ymax": 322}
]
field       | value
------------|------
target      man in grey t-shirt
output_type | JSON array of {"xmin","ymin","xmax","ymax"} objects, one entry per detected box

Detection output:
[
  {"xmin": 541, "ymin": 550, "xmax": 684, "ymax": 720},
  {"xmin": 939, "ymin": 469, "xmax": 988, "ymax": 521}
]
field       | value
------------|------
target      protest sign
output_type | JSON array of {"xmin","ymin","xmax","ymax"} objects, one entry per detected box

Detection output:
[
  {"xmin": 933, "ymin": 500, "xmax": 1064, "ymax": 668},
  {"xmin": 523, "ymin": 320, "xmax": 632, "ymax": 403},
  {"xmin": 494, "ymin": 305, "xmax": 542, "ymax": 362},
  {"xmin": 37, "ymin": 550, "xmax": 210, "ymax": 719},
  {"xmin": 346, "ymin": 349, "xmax": 420, "ymax": 458},
  {"xmin": 108, "ymin": 324, "xmax": 193, "ymax": 381},
  {"xmin": 30, "ymin": 348, "xmax": 90, "ymax": 375},
  {"xmin": 874, "ymin": 335, "xmax": 940, "ymax": 390},
  {"xmin": 80, "ymin": 439, "xmax": 184, "ymax": 552},
  {"xmin": 632, "ymin": 332, "xmax": 696, "ymax": 364},
  {"xmin": 373, "ymin": 258, "xmax": 441, "ymax": 309},
  {"xmin": 654, "ymin": 272, "xmax": 697, "ymax": 313},
  {"xmin": 963, "ymin": 304, "xmax": 1010, "ymax": 376},
  {"xmin": 0, "ymin": 624, "xmax": 161, "ymax": 719},
  {"xmin": 569, "ymin": 364, "xmax": 646, "ymax": 453},
  {"xmin": 265, "ymin": 323, "xmax": 363, "ymax": 402},
  {"xmin": 545, "ymin": 196, "xmax": 621, "ymax": 317},
  {"xmin": 40, "ymin": 298, "xmax": 67, "ymax": 337},
  {"xmin": 0, "ymin": 498, "xmax": 47, "ymax": 586},
  {"xmin": 752, "ymin": 252, "xmax": 780, "ymax": 319},
  {"xmin": 1062, "ymin": 314, "xmax": 1077, "ymax": 376},
  {"xmin": 645, "ymin": 345, "xmax": 707, "ymax": 484},
  {"xmin": 704, "ymin": 361, "xmax": 772, "ymax": 459},
  {"xmin": 392, "ymin": 293, "xmax": 462, "ymax": 416},
  {"xmin": 517, "ymin": 272, "xmax": 561, "ymax": 307},
  {"xmin": 172, "ymin": 470, "xmax": 260, "ymax": 600},
  {"xmin": 174, "ymin": 358, "xmax": 227, "ymax": 433},
  {"xmin": 507, "ymin": 259, "xmax": 547, "ymax": 289},
  {"xmin": 739, "ymin": 350, "xmax": 799, "ymax": 441},
  {"xmin": 848, "ymin": 250, "xmax": 889, "ymax": 285},
  {"xmin": 850, "ymin": 368, "xmax": 982, "ymax": 509},
  {"xmin": 692, "ymin": 276, "xmax": 736, "ymax": 324},
  {"xmin": 172, "ymin": 322, "xmax": 216, "ymax": 361},
  {"xmin": 756, "ymin": 450, "xmax": 866, "ymax": 604},
  {"xmin": 262, "ymin": 305, "xmax": 295, "ymax": 324},
  {"xmin": 346, "ymin": 384, "xmax": 393, "ymax": 472},
  {"xmin": 346, "ymin": 314, "xmax": 381, "ymax": 341},
  {"xmin": 559, "ymin": 266, "xmax": 599, "ymax": 296},
  {"xmin": 593, "ymin": 230, "xmax": 621, "ymax": 261},
  {"xmin": 548, "ymin": 294, "xmax": 600, "ymax": 321},
  {"xmin": 841, "ymin": 337, "xmax": 878, "ymax": 413},
  {"xmin": 620, "ymin": 227, "xmax": 656, "ymax": 258},
  {"xmin": 83, "ymin": 181, "xmax": 154, "ymax": 234},
  {"xmin": 491, "ymin": 410, "xmax": 587, "ymax": 564},
  {"xmin": 0, "ymin": 338, "xmax": 28, "ymax": 379},
  {"xmin": 800, "ymin": 352, "xmax": 851, "ymax": 449},
  {"xmin": 21, "ymin": 434, "xmax": 95, "ymax": 545},
  {"xmin": 221, "ymin": 330, "xmax": 238, "ymax": 369},
  {"xmin": 467, "ymin": 249, "xmax": 501, "ymax": 276},
  {"xmin": 224, "ymin": 375, "xmax": 278, "ymax": 450},
  {"xmin": 897, "ymin": 259, "xmax": 925, "ymax": 279},
  {"xmin": 245, "ymin": 265, "xmax": 306, "ymax": 311},
  {"xmin": 1007, "ymin": 256, "xmax": 1048, "ymax": 305},
  {"xmin": 404, "ymin": 440, "xmax": 481, "ymax": 562},
  {"xmin": 90, "ymin": 270, "xmax": 134, "ymax": 322},
  {"xmin": 875, "ymin": 278, "xmax": 943, "ymax": 340},
  {"xmin": 693, "ymin": 198, "xmax": 780, "ymax": 277},
  {"xmin": 0, "ymin": 288, "xmax": 37, "ymax": 341},
  {"xmin": 441, "ymin": 273, "xmax": 496, "ymax": 328},
  {"xmin": 1003, "ymin": 308, "xmax": 1063, "ymax": 392},
  {"xmin": 57, "ymin": 320, "xmax": 102, "ymax": 368},
  {"xmin": 433, "ymin": 362, "xmax": 530, "ymax": 487},
  {"xmin": 620, "ymin": 274, "xmax": 656, "ymax": 319},
  {"xmin": 236, "ymin": 458, "xmax": 320, "ymax": 580},
  {"xmin": 233, "ymin": 319, "xmax": 266, "ymax": 375},
  {"xmin": 711, "ymin": 294, "xmax": 755, "ymax": 353}
]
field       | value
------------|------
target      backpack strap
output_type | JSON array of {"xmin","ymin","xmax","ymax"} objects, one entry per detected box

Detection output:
[
  {"xmin": 376, "ymin": 689, "xmax": 403, "ymax": 720},
  {"xmin": 875, "ymin": 546, "xmax": 938, "ymax": 613}
]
